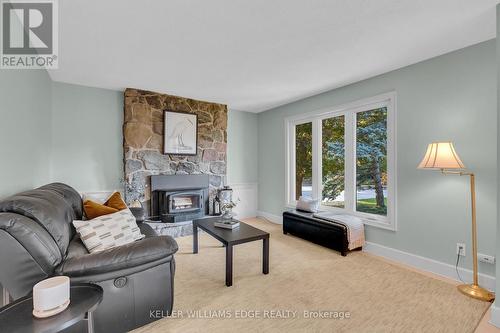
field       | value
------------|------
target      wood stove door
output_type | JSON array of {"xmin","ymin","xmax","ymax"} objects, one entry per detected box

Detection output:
[{"xmin": 168, "ymin": 192, "xmax": 202, "ymax": 214}]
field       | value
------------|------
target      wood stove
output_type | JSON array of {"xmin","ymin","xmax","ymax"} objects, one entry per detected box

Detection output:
[
  {"xmin": 151, "ymin": 175, "xmax": 209, "ymax": 223},
  {"xmin": 167, "ymin": 191, "xmax": 202, "ymax": 213}
]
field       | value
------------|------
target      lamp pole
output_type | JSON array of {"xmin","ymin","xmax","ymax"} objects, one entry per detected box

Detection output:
[
  {"xmin": 441, "ymin": 169, "xmax": 492, "ymax": 301},
  {"xmin": 470, "ymin": 173, "xmax": 478, "ymax": 287},
  {"xmin": 419, "ymin": 142, "xmax": 493, "ymax": 301}
]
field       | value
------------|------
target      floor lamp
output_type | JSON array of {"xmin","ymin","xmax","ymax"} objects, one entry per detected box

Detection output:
[{"xmin": 418, "ymin": 142, "xmax": 494, "ymax": 302}]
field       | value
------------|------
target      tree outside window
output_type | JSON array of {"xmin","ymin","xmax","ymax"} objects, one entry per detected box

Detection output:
[{"xmin": 356, "ymin": 108, "xmax": 387, "ymax": 216}]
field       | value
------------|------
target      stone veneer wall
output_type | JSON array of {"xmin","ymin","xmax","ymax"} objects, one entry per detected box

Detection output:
[{"xmin": 123, "ymin": 88, "xmax": 228, "ymax": 213}]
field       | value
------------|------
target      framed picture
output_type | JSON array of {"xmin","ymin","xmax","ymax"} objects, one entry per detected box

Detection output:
[{"xmin": 164, "ymin": 110, "xmax": 198, "ymax": 155}]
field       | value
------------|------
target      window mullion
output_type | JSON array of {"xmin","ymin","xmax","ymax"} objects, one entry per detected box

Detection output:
[
  {"xmin": 344, "ymin": 112, "xmax": 355, "ymax": 212},
  {"xmin": 312, "ymin": 118, "xmax": 321, "ymax": 201}
]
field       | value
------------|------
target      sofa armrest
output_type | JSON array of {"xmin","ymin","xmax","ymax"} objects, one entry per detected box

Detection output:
[
  {"xmin": 56, "ymin": 236, "xmax": 178, "ymax": 277},
  {"xmin": 139, "ymin": 223, "xmax": 157, "ymax": 238}
]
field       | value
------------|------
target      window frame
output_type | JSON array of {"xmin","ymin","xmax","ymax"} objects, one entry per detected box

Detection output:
[{"xmin": 285, "ymin": 92, "xmax": 397, "ymax": 231}]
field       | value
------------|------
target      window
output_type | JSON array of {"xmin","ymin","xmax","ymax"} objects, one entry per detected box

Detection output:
[
  {"xmin": 286, "ymin": 92, "xmax": 396, "ymax": 230},
  {"xmin": 356, "ymin": 108, "xmax": 387, "ymax": 216},
  {"xmin": 295, "ymin": 122, "xmax": 312, "ymax": 200},
  {"xmin": 322, "ymin": 115, "xmax": 345, "ymax": 208}
]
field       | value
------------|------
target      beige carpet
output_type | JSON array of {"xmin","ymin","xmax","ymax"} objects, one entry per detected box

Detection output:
[{"xmin": 133, "ymin": 218, "xmax": 490, "ymax": 333}]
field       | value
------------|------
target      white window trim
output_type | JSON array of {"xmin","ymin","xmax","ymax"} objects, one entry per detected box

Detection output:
[{"xmin": 285, "ymin": 92, "xmax": 397, "ymax": 231}]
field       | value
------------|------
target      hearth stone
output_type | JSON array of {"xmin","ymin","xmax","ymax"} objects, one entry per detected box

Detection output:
[{"xmin": 145, "ymin": 220, "xmax": 193, "ymax": 238}]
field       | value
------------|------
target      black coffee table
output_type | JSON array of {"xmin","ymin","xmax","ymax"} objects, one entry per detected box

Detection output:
[
  {"xmin": 193, "ymin": 217, "xmax": 270, "ymax": 286},
  {"xmin": 0, "ymin": 283, "xmax": 103, "ymax": 333}
]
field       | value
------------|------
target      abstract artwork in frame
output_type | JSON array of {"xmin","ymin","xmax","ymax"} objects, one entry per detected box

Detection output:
[{"xmin": 164, "ymin": 110, "xmax": 198, "ymax": 155}]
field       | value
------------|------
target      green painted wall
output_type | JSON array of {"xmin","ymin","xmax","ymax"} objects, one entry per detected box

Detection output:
[
  {"xmin": 227, "ymin": 109, "xmax": 259, "ymax": 184},
  {"xmin": 50, "ymin": 82, "xmax": 123, "ymax": 192},
  {"xmin": 258, "ymin": 40, "xmax": 497, "ymax": 276},
  {"xmin": 0, "ymin": 70, "xmax": 52, "ymax": 198}
]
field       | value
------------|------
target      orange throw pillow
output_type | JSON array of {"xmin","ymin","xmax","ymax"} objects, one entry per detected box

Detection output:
[
  {"xmin": 84, "ymin": 200, "xmax": 119, "ymax": 219},
  {"xmin": 83, "ymin": 192, "xmax": 128, "ymax": 219},
  {"xmin": 104, "ymin": 192, "xmax": 128, "ymax": 210}
]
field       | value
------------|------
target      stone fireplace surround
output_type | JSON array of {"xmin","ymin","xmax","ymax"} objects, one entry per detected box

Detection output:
[{"xmin": 123, "ymin": 88, "xmax": 228, "ymax": 216}]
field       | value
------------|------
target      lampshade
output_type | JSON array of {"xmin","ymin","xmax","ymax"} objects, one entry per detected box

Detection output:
[{"xmin": 418, "ymin": 142, "xmax": 465, "ymax": 169}]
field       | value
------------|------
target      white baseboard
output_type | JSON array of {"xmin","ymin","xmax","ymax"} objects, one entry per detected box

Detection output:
[
  {"xmin": 256, "ymin": 210, "xmax": 283, "ymax": 224},
  {"xmin": 490, "ymin": 303, "xmax": 500, "ymax": 327},
  {"xmin": 253, "ymin": 210, "xmax": 496, "ymax": 292},
  {"xmin": 363, "ymin": 241, "xmax": 496, "ymax": 291}
]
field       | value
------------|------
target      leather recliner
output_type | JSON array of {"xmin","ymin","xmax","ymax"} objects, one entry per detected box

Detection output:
[{"xmin": 0, "ymin": 183, "xmax": 178, "ymax": 332}]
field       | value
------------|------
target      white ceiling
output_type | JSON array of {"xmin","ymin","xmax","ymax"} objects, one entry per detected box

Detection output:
[{"xmin": 49, "ymin": 0, "xmax": 499, "ymax": 112}]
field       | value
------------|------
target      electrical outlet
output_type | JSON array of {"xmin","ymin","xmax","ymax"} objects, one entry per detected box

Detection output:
[
  {"xmin": 478, "ymin": 253, "xmax": 495, "ymax": 264},
  {"xmin": 456, "ymin": 243, "xmax": 466, "ymax": 256}
]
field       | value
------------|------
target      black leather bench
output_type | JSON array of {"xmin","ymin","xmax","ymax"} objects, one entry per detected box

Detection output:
[{"xmin": 282, "ymin": 210, "xmax": 351, "ymax": 256}]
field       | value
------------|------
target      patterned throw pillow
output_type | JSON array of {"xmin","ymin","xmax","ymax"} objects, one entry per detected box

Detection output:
[{"xmin": 73, "ymin": 209, "xmax": 145, "ymax": 253}]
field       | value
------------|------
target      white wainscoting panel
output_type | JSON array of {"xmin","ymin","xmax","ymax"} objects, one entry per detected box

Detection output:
[
  {"xmin": 80, "ymin": 191, "xmax": 117, "ymax": 204},
  {"xmin": 230, "ymin": 183, "xmax": 258, "ymax": 219}
]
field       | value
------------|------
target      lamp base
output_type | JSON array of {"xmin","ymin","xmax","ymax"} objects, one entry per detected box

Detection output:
[{"xmin": 457, "ymin": 284, "xmax": 494, "ymax": 302}]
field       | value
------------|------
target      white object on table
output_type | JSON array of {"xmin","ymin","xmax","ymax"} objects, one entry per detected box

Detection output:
[{"xmin": 32, "ymin": 276, "xmax": 70, "ymax": 318}]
